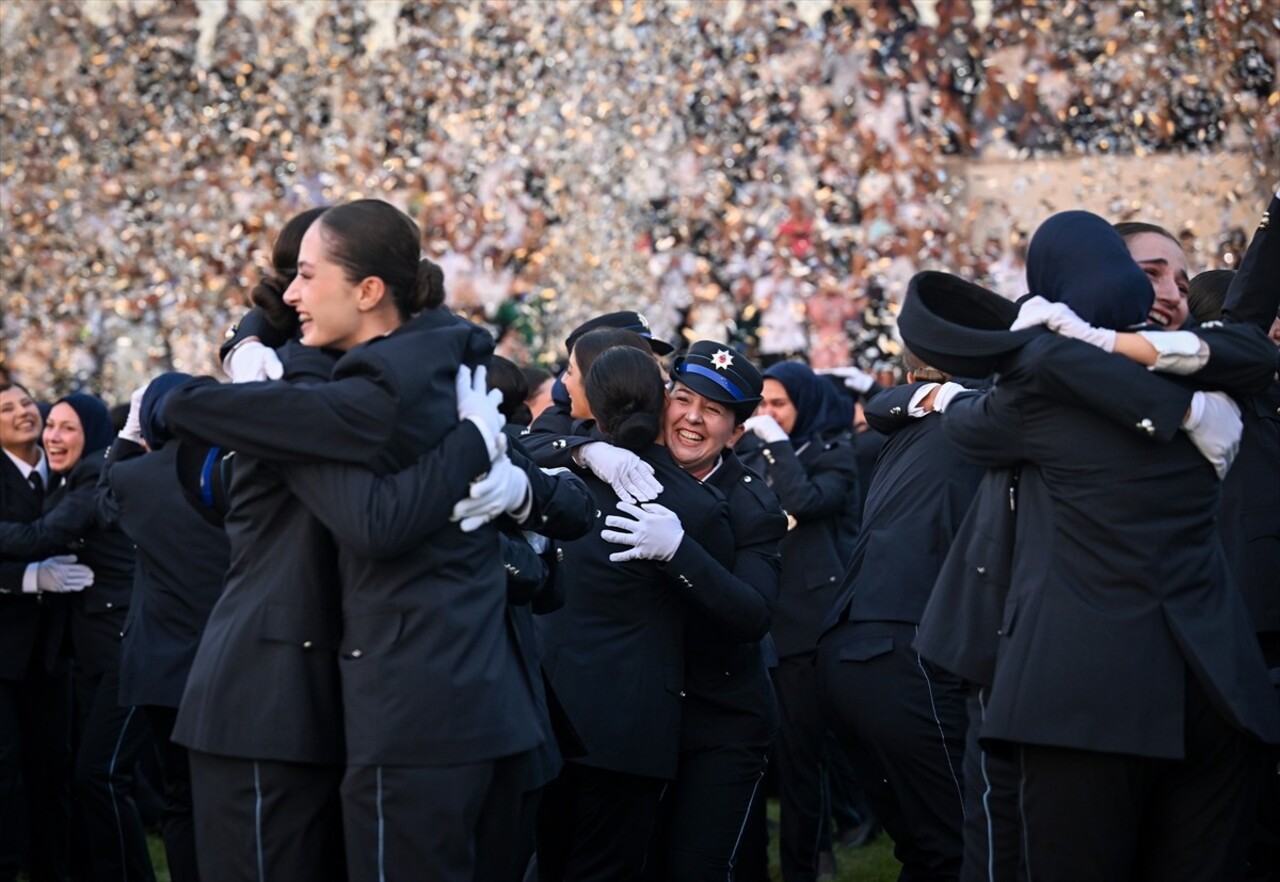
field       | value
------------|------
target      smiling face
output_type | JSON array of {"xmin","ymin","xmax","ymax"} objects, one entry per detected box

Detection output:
[
  {"xmin": 757, "ymin": 378, "xmax": 797, "ymax": 436},
  {"xmin": 42, "ymin": 402, "xmax": 85, "ymax": 475},
  {"xmin": 284, "ymin": 223, "xmax": 366, "ymax": 350},
  {"xmin": 663, "ymin": 382, "xmax": 744, "ymax": 479},
  {"xmin": 1125, "ymin": 231, "xmax": 1190, "ymax": 329},
  {"xmin": 0, "ymin": 386, "xmax": 42, "ymax": 460},
  {"xmin": 564, "ymin": 350, "xmax": 591, "ymax": 420}
]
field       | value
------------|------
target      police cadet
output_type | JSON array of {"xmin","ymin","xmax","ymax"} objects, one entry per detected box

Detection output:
[
  {"xmin": 737, "ymin": 361, "xmax": 860, "ymax": 882},
  {"xmin": 815, "ymin": 350, "xmax": 982, "ymax": 881},
  {"xmin": 1186, "ymin": 190, "xmax": 1280, "ymax": 881},
  {"xmin": 535, "ymin": 344, "xmax": 736, "ymax": 881},
  {"xmin": 604, "ymin": 340, "xmax": 787, "ymax": 881},
  {"xmin": 95, "ymin": 374, "xmax": 232, "ymax": 882},
  {"xmin": 900, "ymin": 212, "xmax": 1280, "ymax": 881}
]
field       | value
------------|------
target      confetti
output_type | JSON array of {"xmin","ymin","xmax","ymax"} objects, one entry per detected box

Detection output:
[{"xmin": 1, "ymin": 0, "xmax": 1275, "ymax": 398}]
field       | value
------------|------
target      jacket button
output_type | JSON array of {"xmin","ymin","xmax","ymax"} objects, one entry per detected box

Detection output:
[
  {"xmin": 303, "ymin": 641, "xmax": 313, "ymax": 649},
  {"xmin": 976, "ymin": 565, "xmax": 986, "ymax": 575},
  {"xmin": 678, "ymin": 691, "xmax": 686, "ymax": 698},
  {"xmin": 890, "ymin": 406, "xmax": 903, "ymax": 416},
  {"xmin": 743, "ymin": 475, "xmax": 752, "ymax": 483},
  {"xmin": 105, "ymin": 602, "xmax": 114, "ymax": 609},
  {"xmin": 724, "ymin": 671, "xmax": 731, "ymax": 677},
  {"xmin": 996, "ymin": 629, "xmax": 1003, "ymax": 636},
  {"xmin": 350, "ymin": 649, "xmax": 363, "ymax": 658}
]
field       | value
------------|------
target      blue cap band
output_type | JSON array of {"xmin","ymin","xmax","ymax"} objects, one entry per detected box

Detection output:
[
  {"xmin": 199, "ymin": 446, "xmax": 222, "ymax": 509},
  {"xmin": 677, "ymin": 362, "xmax": 749, "ymax": 401}
]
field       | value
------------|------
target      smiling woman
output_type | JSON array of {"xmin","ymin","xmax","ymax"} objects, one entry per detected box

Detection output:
[
  {"xmin": 0, "ymin": 391, "xmax": 151, "ymax": 882},
  {"xmin": 42, "ymin": 402, "xmax": 88, "ymax": 475},
  {"xmin": 1115, "ymin": 222, "xmax": 1191, "ymax": 329}
]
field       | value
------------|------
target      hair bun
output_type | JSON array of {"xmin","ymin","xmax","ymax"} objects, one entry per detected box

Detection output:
[
  {"xmin": 612, "ymin": 412, "xmax": 660, "ymax": 453},
  {"xmin": 414, "ymin": 257, "xmax": 446, "ymax": 311},
  {"xmin": 250, "ymin": 274, "xmax": 299, "ymax": 332}
]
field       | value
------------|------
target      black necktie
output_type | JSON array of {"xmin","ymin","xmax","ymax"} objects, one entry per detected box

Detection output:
[{"xmin": 29, "ymin": 471, "xmax": 44, "ymax": 504}]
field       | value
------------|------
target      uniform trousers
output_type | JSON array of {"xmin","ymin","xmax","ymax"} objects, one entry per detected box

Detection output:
[
  {"xmin": 958, "ymin": 689, "xmax": 1022, "ymax": 882},
  {"xmin": 817, "ymin": 621, "xmax": 966, "ymax": 882},
  {"xmin": 536, "ymin": 763, "xmax": 666, "ymax": 882},
  {"xmin": 0, "ymin": 663, "xmax": 72, "ymax": 882},
  {"xmin": 342, "ymin": 752, "xmax": 528, "ymax": 882},
  {"xmin": 771, "ymin": 655, "xmax": 825, "ymax": 882},
  {"xmin": 142, "ymin": 706, "xmax": 197, "ymax": 882},
  {"xmin": 189, "ymin": 750, "xmax": 346, "ymax": 882},
  {"xmin": 1011, "ymin": 668, "xmax": 1257, "ymax": 882},
  {"xmin": 648, "ymin": 742, "xmax": 770, "ymax": 881},
  {"xmin": 72, "ymin": 661, "xmax": 155, "ymax": 882}
]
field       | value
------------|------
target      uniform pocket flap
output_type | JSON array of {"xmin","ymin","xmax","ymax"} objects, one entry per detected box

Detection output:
[
  {"xmin": 837, "ymin": 635, "xmax": 894, "ymax": 663},
  {"xmin": 340, "ymin": 609, "xmax": 405, "ymax": 658},
  {"xmin": 1242, "ymin": 508, "xmax": 1280, "ymax": 541},
  {"xmin": 964, "ymin": 529, "xmax": 1013, "ymax": 586},
  {"xmin": 259, "ymin": 602, "xmax": 339, "ymax": 651},
  {"xmin": 999, "ymin": 596, "xmax": 1019, "ymax": 637}
]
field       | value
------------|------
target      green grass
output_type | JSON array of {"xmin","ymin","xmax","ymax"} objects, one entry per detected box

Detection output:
[
  {"xmin": 147, "ymin": 834, "xmax": 170, "ymax": 882},
  {"xmin": 766, "ymin": 798, "xmax": 901, "ymax": 882},
  {"xmin": 141, "ymin": 801, "xmax": 903, "ymax": 881}
]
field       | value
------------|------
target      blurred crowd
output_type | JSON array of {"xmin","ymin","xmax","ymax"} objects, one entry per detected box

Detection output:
[{"xmin": 2, "ymin": 0, "xmax": 1278, "ymax": 398}]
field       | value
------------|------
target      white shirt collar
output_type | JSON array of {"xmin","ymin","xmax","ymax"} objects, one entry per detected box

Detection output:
[
  {"xmin": 696, "ymin": 454, "xmax": 725, "ymax": 483},
  {"xmin": 3, "ymin": 446, "xmax": 48, "ymax": 484}
]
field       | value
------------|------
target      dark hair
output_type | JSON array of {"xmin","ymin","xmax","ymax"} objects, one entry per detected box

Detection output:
[
  {"xmin": 585, "ymin": 346, "xmax": 665, "ymax": 453},
  {"xmin": 902, "ymin": 347, "xmax": 949, "ymax": 383},
  {"xmin": 521, "ymin": 365, "xmax": 553, "ymax": 393},
  {"xmin": 316, "ymin": 199, "xmax": 446, "ymax": 319},
  {"xmin": 1187, "ymin": 269, "xmax": 1234, "ymax": 323},
  {"xmin": 570, "ymin": 328, "xmax": 652, "ymax": 377},
  {"xmin": 485, "ymin": 355, "xmax": 531, "ymax": 426},
  {"xmin": 0, "ymin": 381, "xmax": 33, "ymax": 398},
  {"xmin": 1113, "ymin": 221, "xmax": 1181, "ymax": 248},
  {"xmin": 251, "ymin": 206, "xmax": 328, "ymax": 332}
]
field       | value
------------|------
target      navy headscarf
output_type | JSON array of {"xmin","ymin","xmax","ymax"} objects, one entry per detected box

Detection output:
[
  {"xmin": 53, "ymin": 393, "xmax": 113, "ymax": 467},
  {"xmin": 140, "ymin": 372, "xmax": 194, "ymax": 449},
  {"xmin": 764, "ymin": 361, "xmax": 852, "ymax": 446},
  {"xmin": 1026, "ymin": 210, "xmax": 1154, "ymax": 331}
]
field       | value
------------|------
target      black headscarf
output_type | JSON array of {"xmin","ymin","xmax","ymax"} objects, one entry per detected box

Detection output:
[
  {"xmin": 1026, "ymin": 210, "xmax": 1154, "ymax": 331},
  {"xmin": 140, "ymin": 372, "xmax": 194, "ymax": 449},
  {"xmin": 764, "ymin": 361, "xmax": 851, "ymax": 446},
  {"xmin": 52, "ymin": 393, "xmax": 113, "ymax": 467}
]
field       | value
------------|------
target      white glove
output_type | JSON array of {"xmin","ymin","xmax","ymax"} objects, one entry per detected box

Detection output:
[
  {"xmin": 455, "ymin": 365, "xmax": 504, "ymax": 461},
  {"xmin": 30, "ymin": 555, "xmax": 94, "ymax": 594},
  {"xmin": 819, "ymin": 365, "xmax": 876, "ymax": 394},
  {"xmin": 577, "ymin": 442, "xmax": 663, "ymax": 505},
  {"xmin": 1181, "ymin": 391, "xmax": 1242, "ymax": 480},
  {"xmin": 1135, "ymin": 330, "xmax": 1209, "ymax": 375},
  {"xmin": 119, "ymin": 384, "xmax": 147, "ymax": 443},
  {"xmin": 1011, "ymin": 296, "xmax": 1116, "ymax": 352},
  {"xmin": 224, "ymin": 339, "xmax": 284, "ymax": 382},
  {"xmin": 601, "ymin": 502, "xmax": 685, "ymax": 563},
  {"xmin": 743, "ymin": 414, "xmax": 789, "ymax": 443},
  {"xmin": 451, "ymin": 455, "xmax": 532, "ymax": 532}
]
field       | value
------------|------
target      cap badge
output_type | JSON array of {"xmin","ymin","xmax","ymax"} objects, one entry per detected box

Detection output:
[{"xmin": 711, "ymin": 349, "xmax": 734, "ymax": 371}]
